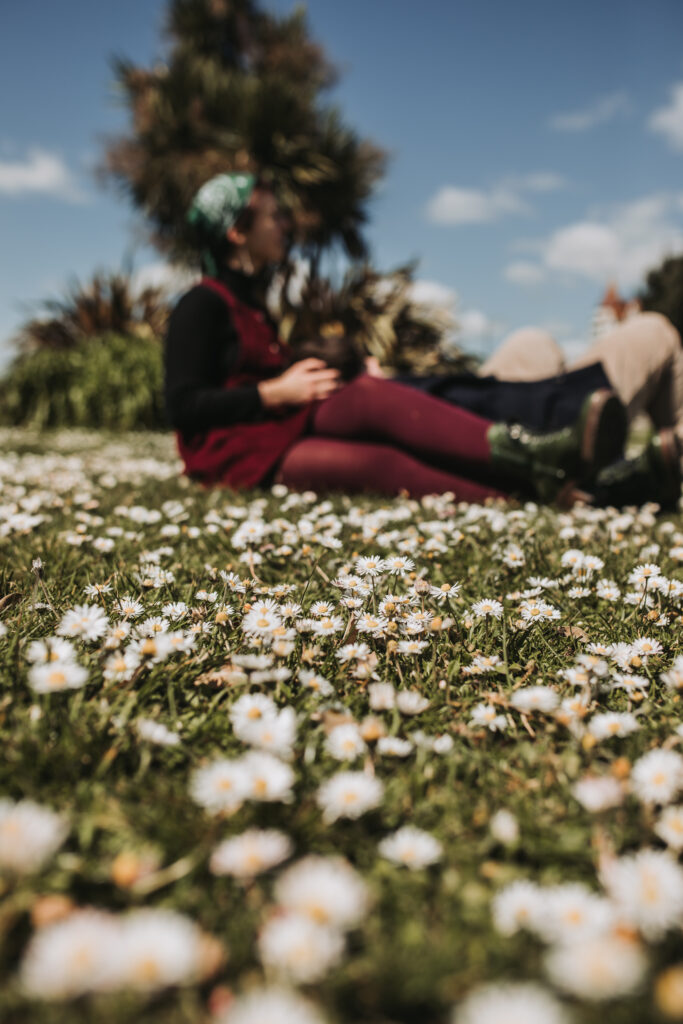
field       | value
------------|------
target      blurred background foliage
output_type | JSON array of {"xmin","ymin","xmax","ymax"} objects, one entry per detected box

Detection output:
[
  {"xmin": 639, "ymin": 254, "xmax": 683, "ymax": 341},
  {"xmin": 0, "ymin": 333, "xmax": 165, "ymax": 431}
]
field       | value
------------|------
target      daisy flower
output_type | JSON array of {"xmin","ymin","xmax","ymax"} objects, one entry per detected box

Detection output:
[
  {"xmin": 631, "ymin": 748, "xmax": 683, "ymax": 804},
  {"xmin": 378, "ymin": 826, "xmax": 442, "ymax": 869},
  {"xmin": 102, "ymin": 650, "xmax": 141, "ymax": 683},
  {"xmin": 533, "ymin": 883, "xmax": 614, "ymax": 944},
  {"xmin": 396, "ymin": 690, "xmax": 430, "ymax": 715},
  {"xmin": 257, "ymin": 913, "xmax": 344, "ymax": 984},
  {"xmin": 325, "ymin": 724, "xmax": 367, "ymax": 762},
  {"xmin": 162, "ymin": 602, "xmax": 188, "ymax": 620},
  {"xmin": 0, "ymin": 798, "xmax": 68, "ymax": 873},
  {"xmin": 572, "ymin": 775, "xmax": 624, "ymax": 812},
  {"xmin": 430, "ymin": 582, "xmax": 462, "ymax": 602},
  {"xmin": 368, "ymin": 681, "xmax": 396, "ymax": 710},
  {"xmin": 136, "ymin": 616, "xmax": 170, "ymax": 637},
  {"xmin": 316, "ymin": 771, "xmax": 383, "ymax": 823},
  {"xmin": 501, "ymin": 544, "xmax": 526, "ymax": 568},
  {"xmin": 298, "ymin": 669, "xmax": 334, "ymax": 697},
  {"xmin": 654, "ymin": 805, "xmax": 683, "ymax": 850},
  {"xmin": 601, "ymin": 847, "xmax": 683, "ymax": 940},
  {"xmin": 210, "ymin": 829, "xmax": 293, "ymax": 879},
  {"xmin": 544, "ymin": 934, "xmax": 647, "ymax": 1001},
  {"xmin": 114, "ymin": 596, "xmax": 144, "ymax": 619},
  {"xmin": 354, "ymin": 555, "xmax": 386, "ymax": 577},
  {"xmin": 57, "ymin": 604, "xmax": 109, "ymax": 642},
  {"xmin": 28, "ymin": 659, "xmax": 88, "ymax": 694},
  {"xmin": 471, "ymin": 598, "xmax": 503, "ymax": 619},
  {"xmin": 103, "ymin": 621, "xmax": 132, "ymax": 649},
  {"xmin": 452, "ymin": 982, "xmax": 570, "ymax": 1024},
  {"xmin": 190, "ymin": 760, "xmax": 250, "ymax": 815},
  {"xmin": 127, "ymin": 634, "xmax": 175, "ymax": 664},
  {"xmin": 309, "ymin": 601, "xmax": 337, "ymax": 617},
  {"xmin": 384, "ymin": 555, "xmax": 415, "ymax": 574},
  {"xmin": 229, "ymin": 694, "xmax": 277, "ymax": 736},
  {"xmin": 241, "ymin": 606, "xmax": 283, "ymax": 637},
  {"xmin": 464, "ymin": 654, "xmax": 501, "ymax": 676},
  {"xmin": 628, "ymin": 563, "xmax": 662, "ymax": 587},
  {"xmin": 117, "ymin": 909, "xmax": 204, "ymax": 992},
  {"xmin": 25, "ymin": 637, "xmax": 77, "ymax": 664},
  {"xmin": 241, "ymin": 751, "xmax": 295, "ymax": 802},
  {"xmin": 595, "ymin": 579, "xmax": 621, "ymax": 601},
  {"xmin": 661, "ymin": 657, "xmax": 683, "ymax": 691},
  {"xmin": 631, "ymin": 636, "xmax": 663, "ymax": 659},
  {"xmin": 376, "ymin": 736, "xmax": 413, "ymax": 757},
  {"xmin": 510, "ymin": 686, "xmax": 559, "ymax": 713},
  {"xmin": 519, "ymin": 599, "xmax": 560, "ymax": 622},
  {"xmin": 335, "ymin": 642, "xmax": 372, "ymax": 663},
  {"xmin": 274, "ymin": 855, "xmax": 369, "ymax": 929},
  {"xmin": 492, "ymin": 880, "xmax": 544, "ymax": 936},
  {"xmin": 470, "ymin": 704, "xmax": 508, "ymax": 732},
  {"xmin": 19, "ymin": 909, "xmax": 119, "ymax": 998},
  {"xmin": 136, "ymin": 719, "xmax": 180, "ymax": 747},
  {"xmin": 588, "ymin": 712, "xmax": 640, "ymax": 740},
  {"xmin": 489, "ymin": 809, "xmax": 519, "ymax": 844},
  {"xmin": 396, "ymin": 639, "xmax": 428, "ymax": 655},
  {"xmin": 311, "ymin": 615, "xmax": 345, "ymax": 637},
  {"xmin": 83, "ymin": 582, "xmax": 112, "ymax": 598},
  {"xmin": 216, "ymin": 987, "xmax": 327, "ymax": 1024}
]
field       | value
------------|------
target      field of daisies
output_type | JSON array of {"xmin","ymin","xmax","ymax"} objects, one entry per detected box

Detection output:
[{"xmin": 2, "ymin": 427, "xmax": 683, "ymax": 1024}]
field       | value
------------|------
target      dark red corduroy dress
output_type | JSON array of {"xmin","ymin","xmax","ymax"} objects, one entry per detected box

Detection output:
[{"xmin": 176, "ymin": 277, "xmax": 314, "ymax": 490}]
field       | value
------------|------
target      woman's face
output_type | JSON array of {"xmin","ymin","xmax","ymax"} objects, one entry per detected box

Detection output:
[{"xmin": 240, "ymin": 189, "xmax": 291, "ymax": 269}]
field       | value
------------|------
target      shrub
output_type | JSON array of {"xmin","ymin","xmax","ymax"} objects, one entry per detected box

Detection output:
[
  {"xmin": 0, "ymin": 333, "xmax": 166, "ymax": 431},
  {"xmin": 15, "ymin": 270, "xmax": 170, "ymax": 353}
]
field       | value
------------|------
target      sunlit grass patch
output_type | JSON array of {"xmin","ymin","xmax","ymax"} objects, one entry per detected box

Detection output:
[{"xmin": 1, "ymin": 428, "xmax": 682, "ymax": 1024}]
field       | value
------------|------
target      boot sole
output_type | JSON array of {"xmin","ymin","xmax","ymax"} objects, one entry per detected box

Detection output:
[
  {"xmin": 654, "ymin": 427, "xmax": 682, "ymax": 509},
  {"xmin": 580, "ymin": 389, "xmax": 627, "ymax": 477}
]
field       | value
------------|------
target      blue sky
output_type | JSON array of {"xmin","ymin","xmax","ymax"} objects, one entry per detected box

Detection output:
[{"xmin": 2, "ymin": 0, "xmax": 683, "ymax": 369}]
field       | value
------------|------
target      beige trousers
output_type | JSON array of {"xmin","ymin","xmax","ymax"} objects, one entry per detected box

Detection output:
[{"xmin": 479, "ymin": 313, "xmax": 683, "ymax": 453}]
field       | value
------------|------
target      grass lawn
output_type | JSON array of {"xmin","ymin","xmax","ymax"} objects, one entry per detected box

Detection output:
[{"xmin": 1, "ymin": 427, "xmax": 682, "ymax": 1024}]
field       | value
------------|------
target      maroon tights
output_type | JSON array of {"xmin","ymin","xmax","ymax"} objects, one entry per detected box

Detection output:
[{"xmin": 274, "ymin": 375, "xmax": 509, "ymax": 501}]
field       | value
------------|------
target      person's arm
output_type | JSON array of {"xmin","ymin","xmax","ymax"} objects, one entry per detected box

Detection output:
[{"xmin": 164, "ymin": 286, "xmax": 264, "ymax": 435}]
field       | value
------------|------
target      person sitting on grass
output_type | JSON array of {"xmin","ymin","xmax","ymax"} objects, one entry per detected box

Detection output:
[{"xmin": 163, "ymin": 171, "xmax": 677, "ymax": 508}]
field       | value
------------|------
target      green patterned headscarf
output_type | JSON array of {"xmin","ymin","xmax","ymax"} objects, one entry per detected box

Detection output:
[{"xmin": 186, "ymin": 172, "xmax": 258, "ymax": 276}]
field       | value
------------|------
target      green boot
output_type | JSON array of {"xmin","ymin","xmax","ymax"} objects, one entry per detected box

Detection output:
[
  {"xmin": 487, "ymin": 389, "xmax": 627, "ymax": 503},
  {"xmin": 588, "ymin": 429, "xmax": 681, "ymax": 510}
]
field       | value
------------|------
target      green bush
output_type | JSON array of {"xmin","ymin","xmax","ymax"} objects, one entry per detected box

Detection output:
[{"xmin": 0, "ymin": 333, "xmax": 167, "ymax": 431}]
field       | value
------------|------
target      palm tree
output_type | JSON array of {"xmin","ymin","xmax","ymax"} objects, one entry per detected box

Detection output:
[
  {"xmin": 15, "ymin": 270, "xmax": 170, "ymax": 351},
  {"xmin": 97, "ymin": 0, "xmax": 386, "ymax": 269}
]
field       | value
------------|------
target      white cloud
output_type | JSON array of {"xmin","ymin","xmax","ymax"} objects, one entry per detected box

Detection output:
[
  {"xmin": 537, "ymin": 320, "xmax": 574, "ymax": 340},
  {"xmin": 0, "ymin": 146, "xmax": 90, "ymax": 203},
  {"xmin": 648, "ymin": 82, "xmax": 683, "ymax": 152},
  {"xmin": 545, "ymin": 222, "xmax": 621, "ymax": 278},
  {"xmin": 425, "ymin": 185, "xmax": 526, "ymax": 225},
  {"xmin": 406, "ymin": 282, "xmax": 501, "ymax": 346},
  {"xmin": 457, "ymin": 309, "xmax": 495, "ymax": 337},
  {"xmin": 520, "ymin": 172, "xmax": 566, "ymax": 192},
  {"xmin": 518, "ymin": 192, "xmax": 683, "ymax": 289},
  {"xmin": 559, "ymin": 337, "xmax": 591, "ymax": 363},
  {"xmin": 549, "ymin": 91, "xmax": 629, "ymax": 132},
  {"xmin": 131, "ymin": 262, "xmax": 200, "ymax": 297},
  {"xmin": 425, "ymin": 171, "xmax": 565, "ymax": 227},
  {"xmin": 503, "ymin": 261, "xmax": 545, "ymax": 286},
  {"xmin": 408, "ymin": 279, "xmax": 456, "ymax": 310}
]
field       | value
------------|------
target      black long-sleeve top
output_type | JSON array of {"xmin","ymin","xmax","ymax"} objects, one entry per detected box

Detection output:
[{"xmin": 164, "ymin": 266, "xmax": 280, "ymax": 442}]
